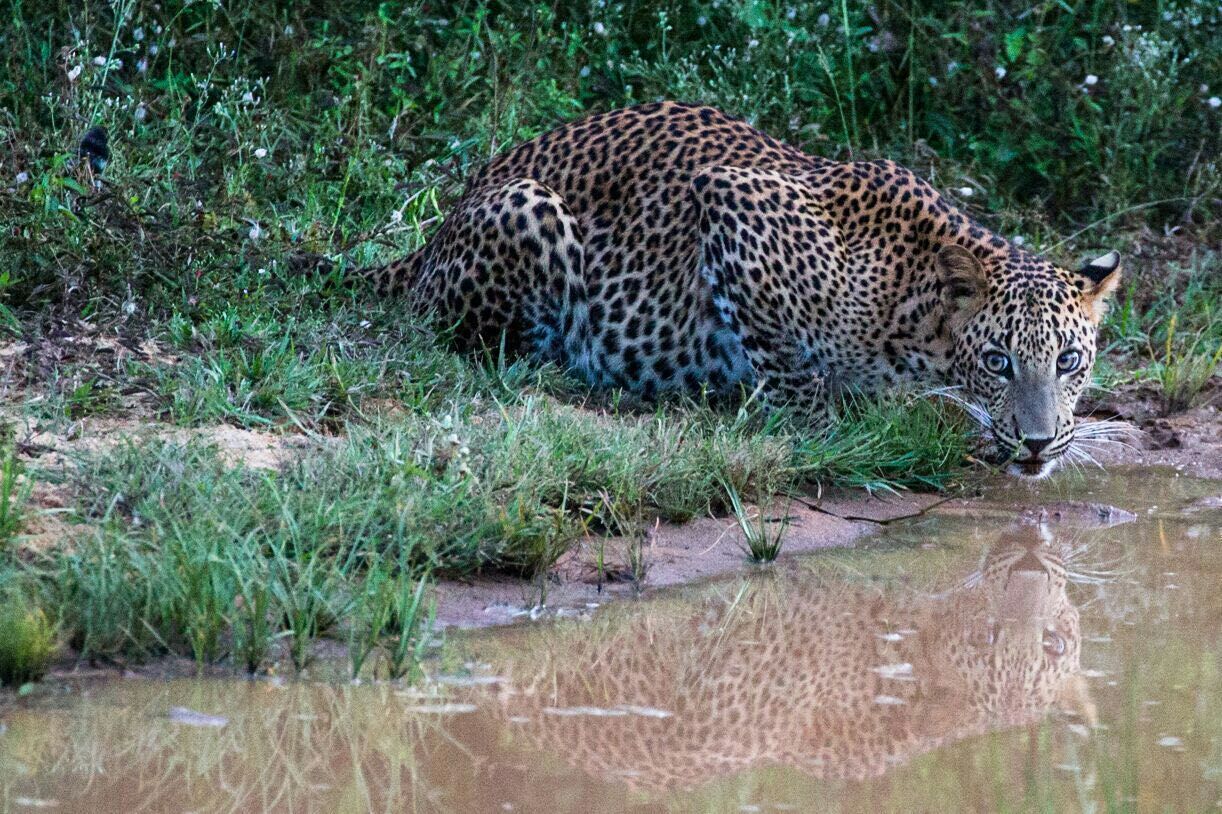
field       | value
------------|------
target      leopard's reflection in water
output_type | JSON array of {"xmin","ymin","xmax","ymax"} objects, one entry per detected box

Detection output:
[{"xmin": 489, "ymin": 520, "xmax": 1096, "ymax": 789}]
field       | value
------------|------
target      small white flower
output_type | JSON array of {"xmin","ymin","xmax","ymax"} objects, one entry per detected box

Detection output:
[
  {"xmin": 284, "ymin": 24, "xmax": 295, "ymax": 36},
  {"xmin": 470, "ymin": 51, "xmax": 480, "ymax": 61},
  {"xmin": 248, "ymin": 223, "xmax": 262, "ymax": 241},
  {"xmin": 241, "ymin": 90, "xmax": 255, "ymax": 104},
  {"xmin": 92, "ymin": 55, "xmax": 107, "ymax": 66},
  {"xmin": 1208, "ymin": 97, "xmax": 1221, "ymax": 109},
  {"xmin": 579, "ymin": 65, "xmax": 590, "ymax": 77},
  {"xmin": 1013, "ymin": 235, "xmax": 1025, "ymax": 246},
  {"xmin": 67, "ymin": 65, "xmax": 83, "ymax": 82},
  {"xmin": 947, "ymin": 61, "xmax": 959, "ymax": 75},
  {"xmin": 137, "ymin": 58, "xmax": 148, "ymax": 73},
  {"xmin": 592, "ymin": 21, "xmax": 607, "ymax": 36},
  {"xmin": 389, "ymin": 208, "xmax": 403, "ymax": 223},
  {"xmin": 748, "ymin": 38, "xmax": 759, "ymax": 49},
  {"xmin": 1084, "ymin": 74, "xmax": 1099, "ymax": 86},
  {"xmin": 254, "ymin": 147, "xmax": 267, "ymax": 158},
  {"xmin": 134, "ymin": 26, "xmax": 145, "ymax": 41},
  {"xmin": 359, "ymin": 320, "xmax": 372, "ymax": 329},
  {"xmin": 817, "ymin": 12, "xmax": 830, "ymax": 26},
  {"xmin": 1122, "ymin": 24, "xmax": 1132, "ymax": 32},
  {"xmin": 786, "ymin": 7, "xmax": 796, "ymax": 20},
  {"xmin": 929, "ymin": 76, "xmax": 938, "ymax": 86},
  {"xmin": 1200, "ymin": 84, "xmax": 1209, "ymax": 93},
  {"xmin": 1102, "ymin": 35, "xmax": 1115, "ymax": 46},
  {"xmin": 149, "ymin": 44, "xmax": 159, "ymax": 56},
  {"xmin": 957, "ymin": 186, "xmax": 974, "ymax": 197},
  {"xmin": 696, "ymin": 15, "xmax": 707, "ymax": 26},
  {"xmin": 994, "ymin": 66, "xmax": 1006, "ymax": 80},
  {"xmin": 14, "ymin": 171, "xmax": 29, "ymax": 185},
  {"xmin": 134, "ymin": 103, "xmax": 147, "ymax": 121}
]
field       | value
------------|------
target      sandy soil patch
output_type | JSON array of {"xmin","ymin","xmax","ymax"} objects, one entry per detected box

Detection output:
[{"xmin": 1083, "ymin": 384, "xmax": 1221, "ymax": 479}]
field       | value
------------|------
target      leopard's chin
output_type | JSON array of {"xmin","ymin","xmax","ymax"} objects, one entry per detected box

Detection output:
[{"xmin": 1006, "ymin": 458, "xmax": 1060, "ymax": 480}]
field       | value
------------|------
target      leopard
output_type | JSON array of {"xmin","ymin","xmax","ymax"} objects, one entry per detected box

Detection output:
[
  {"xmin": 360, "ymin": 101, "xmax": 1124, "ymax": 478},
  {"xmin": 477, "ymin": 521, "xmax": 1097, "ymax": 791}
]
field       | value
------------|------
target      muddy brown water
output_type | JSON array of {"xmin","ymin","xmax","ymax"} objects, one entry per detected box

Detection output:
[{"xmin": 1, "ymin": 469, "xmax": 1218, "ymax": 813}]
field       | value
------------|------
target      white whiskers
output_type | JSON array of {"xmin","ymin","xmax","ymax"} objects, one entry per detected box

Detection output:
[{"xmin": 1067, "ymin": 418, "xmax": 1143, "ymax": 470}]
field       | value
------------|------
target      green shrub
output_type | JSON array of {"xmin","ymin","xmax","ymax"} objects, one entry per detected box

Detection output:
[{"xmin": 2, "ymin": 1, "xmax": 1216, "ymax": 318}]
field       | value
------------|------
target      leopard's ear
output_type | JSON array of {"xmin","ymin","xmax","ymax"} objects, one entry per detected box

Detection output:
[
  {"xmin": 1076, "ymin": 250, "xmax": 1122, "ymax": 324},
  {"xmin": 936, "ymin": 244, "xmax": 989, "ymax": 330}
]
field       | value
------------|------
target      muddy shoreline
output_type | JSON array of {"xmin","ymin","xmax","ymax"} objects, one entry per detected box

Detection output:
[
  {"xmin": 9, "ymin": 399, "xmax": 1220, "ymax": 678},
  {"xmin": 432, "ymin": 398, "xmax": 1220, "ymax": 628}
]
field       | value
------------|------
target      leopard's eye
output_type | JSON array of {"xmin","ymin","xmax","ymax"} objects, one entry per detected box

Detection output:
[
  {"xmin": 1057, "ymin": 349, "xmax": 1081, "ymax": 375},
  {"xmin": 983, "ymin": 350, "xmax": 1011, "ymax": 377},
  {"xmin": 1042, "ymin": 628, "xmax": 1066, "ymax": 657}
]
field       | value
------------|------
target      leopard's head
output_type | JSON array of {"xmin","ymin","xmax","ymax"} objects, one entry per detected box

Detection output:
[
  {"xmin": 937, "ymin": 244, "xmax": 1122, "ymax": 478},
  {"xmin": 924, "ymin": 522, "xmax": 1094, "ymax": 731}
]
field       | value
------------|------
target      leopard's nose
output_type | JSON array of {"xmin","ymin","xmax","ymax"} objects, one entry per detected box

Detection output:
[
  {"xmin": 1010, "ymin": 551, "xmax": 1048, "ymax": 573},
  {"xmin": 1023, "ymin": 436, "xmax": 1053, "ymax": 458}
]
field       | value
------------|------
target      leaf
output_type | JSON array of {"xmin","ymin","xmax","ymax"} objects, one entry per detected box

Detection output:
[{"xmin": 1005, "ymin": 28, "xmax": 1026, "ymax": 63}]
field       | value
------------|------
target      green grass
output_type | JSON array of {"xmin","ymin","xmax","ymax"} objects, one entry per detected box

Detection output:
[
  {"xmin": 0, "ymin": 445, "xmax": 29, "ymax": 550},
  {"xmin": 1152, "ymin": 313, "xmax": 1221, "ymax": 413},
  {"xmin": 0, "ymin": 586, "xmax": 57, "ymax": 687},
  {"xmin": 1102, "ymin": 250, "xmax": 1221, "ymax": 411},
  {"xmin": 0, "ymin": 389, "xmax": 971, "ymax": 673},
  {"xmin": 2, "ymin": 0, "xmax": 1217, "ymax": 322}
]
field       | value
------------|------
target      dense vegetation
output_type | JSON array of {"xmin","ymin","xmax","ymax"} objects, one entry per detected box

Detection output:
[{"xmin": 0, "ymin": 0, "xmax": 1218, "ymax": 680}]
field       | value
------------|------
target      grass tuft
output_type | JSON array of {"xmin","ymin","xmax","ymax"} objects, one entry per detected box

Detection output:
[
  {"xmin": 0, "ymin": 445, "xmax": 30, "ymax": 549},
  {"xmin": 722, "ymin": 479, "xmax": 789, "ymax": 564},
  {"xmin": 0, "ymin": 587, "xmax": 57, "ymax": 687},
  {"xmin": 1153, "ymin": 313, "xmax": 1221, "ymax": 414}
]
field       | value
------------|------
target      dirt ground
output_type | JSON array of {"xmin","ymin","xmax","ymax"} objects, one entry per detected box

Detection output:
[{"xmin": 1084, "ymin": 394, "xmax": 1222, "ymax": 479}]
